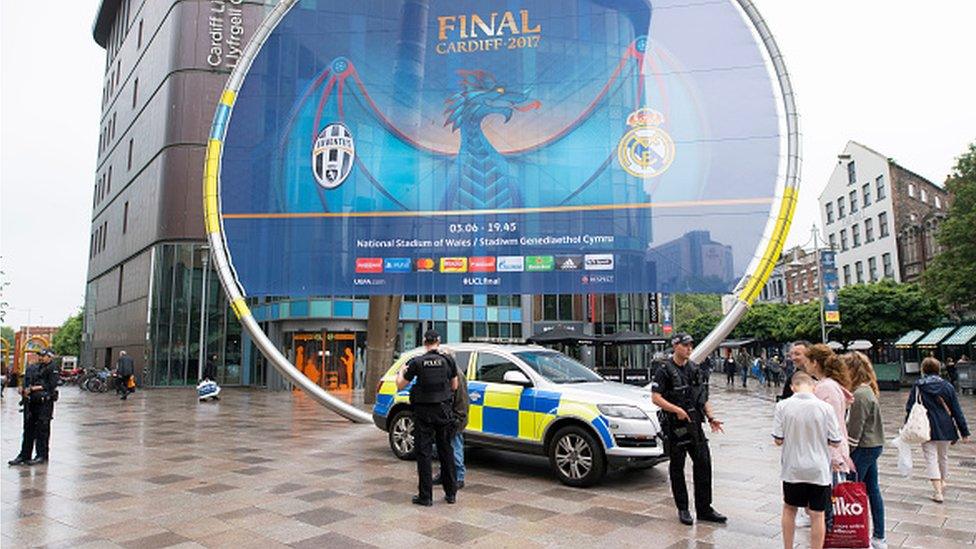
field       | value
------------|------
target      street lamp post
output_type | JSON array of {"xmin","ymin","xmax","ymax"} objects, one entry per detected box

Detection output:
[{"xmin": 790, "ymin": 224, "xmax": 834, "ymax": 344}]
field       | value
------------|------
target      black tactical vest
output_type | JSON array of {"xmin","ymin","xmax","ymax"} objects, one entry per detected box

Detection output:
[
  {"xmin": 409, "ymin": 351, "xmax": 453, "ymax": 404},
  {"xmin": 662, "ymin": 359, "xmax": 706, "ymax": 415}
]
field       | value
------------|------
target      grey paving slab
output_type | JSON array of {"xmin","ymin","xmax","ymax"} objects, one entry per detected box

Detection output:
[{"xmin": 2, "ymin": 382, "xmax": 973, "ymax": 548}]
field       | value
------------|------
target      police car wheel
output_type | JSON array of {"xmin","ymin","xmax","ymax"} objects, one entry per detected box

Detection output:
[
  {"xmin": 549, "ymin": 425, "xmax": 606, "ymax": 487},
  {"xmin": 389, "ymin": 410, "xmax": 416, "ymax": 460}
]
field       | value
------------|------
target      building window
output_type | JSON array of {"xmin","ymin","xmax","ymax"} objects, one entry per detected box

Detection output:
[
  {"xmin": 840, "ymin": 229, "xmax": 848, "ymax": 251},
  {"xmin": 852, "ymin": 224, "xmax": 861, "ymax": 247},
  {"xmin": 847, "ymin": 161, "xmax": 856, "ymax": 185},
  {"xmin": 117, "ymin": 264, "xmax": 124, "ymax": 305},
  {"xmin": 127, "ymin": 138, "xmax": 134, "ymax": 170},
  {"xmin": 864, "ymin": 218, "xmax": 874, "ymax": 242},
  {"xmin": 876, "ymin": 175, "xmax": 885, "ymax": 200},
  {"xmin": 849, "ymin": 190, "xmax": 858, "ymax": 213},
  {"xmin": 862, "ymin": 183, "xmax": 871, "ymax": 207},
  {"xmin": 855, "ymin": 261, "xmax": 864, "ymax": 283},
  {"xmin": 882, "ymin": 253, "xmax": 893, "ymax": 278},
  {"xmin": 843, "ymin": 264, "xmax": 851, "ymax": 286},
  {"xmin": 132, "ymin": 78, "xmax": 139, "ymax": 109},
  {"xmin": 123, "ymin": 201, "xmax": 129, "ymax": 234},
  {"xmin": 137, "ymin": 19, "xmax": 144, "ymax": 49},
  {"xmin": 837, "ymin": 197, "xmax": 846, "ymax": 219},
  {"xmin": 921, "ymin": 188, "xmax": 928, "ymax": 203},
  {"xmin": 935, "ymin": 196, "xmax": 942, "ymax": 209},
  {"xmin": 910, "ymin": 213, "xmax": 917, "ymax": 223},
  {"xmin": 868, "ymin": 257, "xmax": 878, "ymax": 282},
  {"xmin": 825, "ymin": 203, "xmax": 834, "ymax": 224},
  {"xmin": 828, "ymin": 233, "xmax": 836, "ymax": 250},
  {"xmin": 879, "ymin": 212, "xmax": 889, "ymax": 237},
  {"xmin": 908, "ymin": 183, "xmax": 916, "ymax": 198},
  {"xmin": 106, "ymin": 166, "xmax": 112, "ymax": 196}
]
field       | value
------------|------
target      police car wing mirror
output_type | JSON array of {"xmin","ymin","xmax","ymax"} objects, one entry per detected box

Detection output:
[{"xmin": 502, "ymin": 370, "xmax": 532, "ymax": 386}]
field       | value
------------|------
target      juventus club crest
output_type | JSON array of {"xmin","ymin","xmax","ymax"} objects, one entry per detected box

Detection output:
[{"xmin": 312, "ymin": 123, "xmax": 355, "ymax": 188}]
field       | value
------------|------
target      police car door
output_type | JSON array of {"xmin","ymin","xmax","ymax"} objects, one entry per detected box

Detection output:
[{"xmin": 468, "ymin": 352, "xmax": 533, "ymax": 440}]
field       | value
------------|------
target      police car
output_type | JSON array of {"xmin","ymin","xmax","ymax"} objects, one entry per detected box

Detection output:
[{"xmin": 373, "ymin": 343, "xmax": 666, "ymax": 487}]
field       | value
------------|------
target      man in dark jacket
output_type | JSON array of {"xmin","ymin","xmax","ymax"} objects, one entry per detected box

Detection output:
[
  {"xmin": 434, "ymin": 347, "xmax": 469, "ymax": 489},
  {"xmin": 8, "ymin": 349, "xmax": 59, "ymax": 466},
  {"xmin": 115, "ymin": 351, "xmax": 135, "ymax": 400}
]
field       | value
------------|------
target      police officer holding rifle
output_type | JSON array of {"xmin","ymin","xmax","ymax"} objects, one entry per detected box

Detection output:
[
  {"xmin": 651, "ymin": 333, "xmax": 727, "ymax": 526},
  {"xmin": 8, "ymin": 349, "xmax": 59, "ymax": 466},
  {"xmin": 396, "ymin": 329, "xmax": 459, "ymax": 506}
]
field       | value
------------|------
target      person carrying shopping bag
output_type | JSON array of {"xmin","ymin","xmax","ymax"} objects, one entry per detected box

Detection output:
[{"xmin": 906, "ymin": 357, "xmax": 970, "ymax": 503}]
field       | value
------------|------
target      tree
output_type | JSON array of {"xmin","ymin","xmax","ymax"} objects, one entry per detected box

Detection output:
[
  {"xmin": 52, "ymin": 310, "xmax": 83, "ymax": 357},
  {"xmin": 835, "ymin": 280, "xmax": 941, "ymax": 341},
  {"xmin": 1, "ymin": 325, "xmax": 13, "ymax": 345},
  {"xmin": 673, "ymin": 294, "xmax": 721, "ymax": 332},
  {"xmin": 923, "ymin": 141, "xmax": 976, "ymax": 317},
  {"xmin": 681, "ymin": 313, "xmax": 722, "ymax": 342},
  {"xmin": 731, "ymin": 302, "xmax": 791, "ymax": 342}
]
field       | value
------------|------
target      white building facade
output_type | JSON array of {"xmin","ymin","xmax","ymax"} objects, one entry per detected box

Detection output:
[{"xmin": 818, "ymin": 141, "xmax": 947, "ymax": 288}]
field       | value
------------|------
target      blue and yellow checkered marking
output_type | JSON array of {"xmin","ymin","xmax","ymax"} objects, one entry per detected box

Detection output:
[{"xmin": 372, "ymin": 363, "xmax": 614, "ymax": 449}]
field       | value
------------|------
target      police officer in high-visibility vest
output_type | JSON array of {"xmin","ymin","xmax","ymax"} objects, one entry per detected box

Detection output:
[
  {"xmin": 8, "ymin": 349, "xmax": 59, "ymax": 466},
  {"xmin": 651, "ymin": 333, "xmax": 727, "ymax": 526},
  {"xmin": 396, "ymin": 329, "xmax": 459, "ymax": 506}
]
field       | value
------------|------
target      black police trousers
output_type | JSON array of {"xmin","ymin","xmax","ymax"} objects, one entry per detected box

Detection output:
[
  {"xmin": 413, "ymin": 402, "xmax": 457, "ymax": 502},
  {"xmin": 19, "ymin": 401, "xmax": 53, "ymax": 460},
  {"xmin": 667, "ymin": 425, "xmax": 712, "ymax": 514}
]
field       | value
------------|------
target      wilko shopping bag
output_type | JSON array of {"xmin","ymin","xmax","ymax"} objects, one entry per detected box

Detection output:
[{"xmin": 824, "ymin": 480, "xmax": 870, "ymax": 548}]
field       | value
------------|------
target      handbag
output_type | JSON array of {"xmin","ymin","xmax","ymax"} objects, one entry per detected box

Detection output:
[
  {"xmin": 899, "ymin": 388, "xmax": 930, "ymax": 444},
  {"xmin": 824, "ymin": 473, "xmax": 871, "ymax": 549},
  {"xmin": 126, "ymin": 375, "xmax": 136, "ymax": 389}
]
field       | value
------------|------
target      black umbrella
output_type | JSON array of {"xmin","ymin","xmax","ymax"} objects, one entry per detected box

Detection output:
[
  {"xmin": 527, "ymin": 326, "xmax": 600, "ymax": 346},
  {"xmin": 598, "ymin": 330, "xmax": 666, "ymax": 345}
]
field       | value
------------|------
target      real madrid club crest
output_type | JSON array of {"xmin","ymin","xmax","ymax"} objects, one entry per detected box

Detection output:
[
  {"xmin": 312, "ymin": 123, "xmax": 355, "ymax": 188},
  {"xmin": 616, "ymin": 108, "xmax": 675, "ymax": 178}
]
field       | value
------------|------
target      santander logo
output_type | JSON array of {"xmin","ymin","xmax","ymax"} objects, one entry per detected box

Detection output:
[{"xmin": 832, "ymin": 497, "xmax": 864, "ymax": 516}]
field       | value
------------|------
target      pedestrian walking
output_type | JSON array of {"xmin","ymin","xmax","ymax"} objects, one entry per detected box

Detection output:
[
  {"xmin": 396, "ymin": 329, "xmax": 458, "ymax": 506},
  {"xmin": 8, "ymin": 349, "xmax": 59, "ymax": 466},
  {"xmin": 202, "ymin": 354, "xmax": 218, "ymax": 381},
  {"xmin": 651, "ymin": 333, "xmax": 727, "ymax": 526},
  {"xmin": 944, "ymin": 357, "xmax": 958, "ymax": 390},
  {"xmin": 738, "ymin": 350, "xmax": 750, "ymax": 388},
  {"xmin": 432, "ymin": 346, "xmax": 468, "ymax": 489},
  {"xmin": 115, "ymin": 350, "xmax": 135, "ymax": 400},
  {"xmin": 906, "ymin": 357, "xmax": 970, "ymax": 503},
  {"xmin": 842, "ymin": 352, "xmax": 887, "ymax": 549},
  {"xmin": 773, "ymin": 371, "xmax": 842, "ymax": 549},
  {"xmin": 722, "ymin": 349, "xmax": 736, "ymax": 387},
  {"xmin": 769, "ymin": 355, "xmax": 784, "ymax": 387},
  {"xmin": 805, "ymin": 344, "xmax": 854, "ymax": 475}
]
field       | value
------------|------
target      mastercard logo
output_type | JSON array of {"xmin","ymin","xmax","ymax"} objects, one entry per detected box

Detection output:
[{"xmin": 415, "ymin": 258, "xmax": 435, "ymax": 271}]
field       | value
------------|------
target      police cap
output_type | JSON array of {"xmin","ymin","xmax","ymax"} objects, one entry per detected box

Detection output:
[{"xmin": 670, "ymin": 333, "xmax": 694, "ymax": 346}]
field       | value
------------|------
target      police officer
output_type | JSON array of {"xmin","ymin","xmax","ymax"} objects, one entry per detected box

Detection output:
[
  {"xmin": 396, "ymin": 329, "xmax": 458, "ymax": 506},
  {"xmin": 651, "ymin": 333, "xmax": 727, "ymax": 525},
  {"xmin": 8, "ymin": 349, "xmax": 59, "ymax": 466}
]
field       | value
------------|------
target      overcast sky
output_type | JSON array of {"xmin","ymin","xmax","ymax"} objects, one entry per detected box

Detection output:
[{"xmin": 1, "ymin": 1, "xmax": 974, "ymax": 331}]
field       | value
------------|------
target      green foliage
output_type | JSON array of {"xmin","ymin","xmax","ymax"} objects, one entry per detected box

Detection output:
[
  {"xmin": 834, "ymin": 280, "xmax": 941, "ymax": 341},
  {"xmin": 1, "ymin": 325, "xmax": 13, "ymax": 346},
  {"xmin": 923, "ymin": 141, "xmax": 976, "ymax": 316},
  {"xmin": 52, "ymin": 310, "xmax": 83, "ymax": 357},
  {"xmin": 673, "ymin": 294, "xmax": 721, "ymax": 326},
  {"xmin": 680, "ymin": 313, "xmax": 722, "ymax": 342}
]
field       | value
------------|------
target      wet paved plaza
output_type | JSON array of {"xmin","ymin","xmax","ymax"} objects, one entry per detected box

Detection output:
[{"xmin": 2, "ymin": 381, "xmax": 974, "ymax": 548}]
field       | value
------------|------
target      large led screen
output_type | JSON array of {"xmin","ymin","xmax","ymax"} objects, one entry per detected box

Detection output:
[{"xmin": 217, "ymin": 0, "xmax": 785, "ymax": 296}]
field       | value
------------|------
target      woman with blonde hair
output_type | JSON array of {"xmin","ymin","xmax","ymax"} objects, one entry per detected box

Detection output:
[
  {"xmin": 804, "ymin": 344, "xmax": 854, "ymax": 474},
  {"xmin": 841, "ymin": 352, "xmax": 886, "ymax": 549},
  {"xmin": 907, "ymin": 357, "xmax": 970, "ymax": 503}
]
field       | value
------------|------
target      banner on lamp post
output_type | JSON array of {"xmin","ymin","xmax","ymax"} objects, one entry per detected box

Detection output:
[{"xmin": 821, "ymin": 250, "xmax": 841, "ymax": 324}]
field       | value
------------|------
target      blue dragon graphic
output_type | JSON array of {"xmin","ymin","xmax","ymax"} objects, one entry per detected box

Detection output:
[{"xmin": 441, "ymin": 70, "xmax": 540, "ymax": 210}]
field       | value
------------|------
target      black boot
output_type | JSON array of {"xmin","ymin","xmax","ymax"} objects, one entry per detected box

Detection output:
[
  {"xmin": 7, "ymin": 456, "xmax": 28, "ymax": 466},
  {"xmin": 26, "ymin": 456, "xmax": 48, "ymax": 466},
  {"xmin": 697, "ymin": 508, "xmax": 727, "ymax": 523},
  {"xmin": 678, "ymin": 510, "xmax": 694, "ymax": 525},
  {"xmin": 411, "ymin": 495, "xmax": 432, "ymax": 507}
]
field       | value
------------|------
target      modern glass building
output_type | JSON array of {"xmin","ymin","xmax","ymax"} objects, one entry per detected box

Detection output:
[{"xmin": 85, "ymin": 1, "xmax": 664, "ymax": 389}]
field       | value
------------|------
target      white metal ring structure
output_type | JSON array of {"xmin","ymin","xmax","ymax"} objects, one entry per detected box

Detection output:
[
  {"xmin": 203, "ymin": 0, "xmax": 799, "ymax": 420},
  {"xmin": 690, "ymin": 0, "xmax": 801, "ymax": 363}
]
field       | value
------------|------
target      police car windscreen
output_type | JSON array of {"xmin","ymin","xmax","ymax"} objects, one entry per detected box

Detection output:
[{"xmin": 515, "ymin": 351, "xmax": 603, "ymax": 384}]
